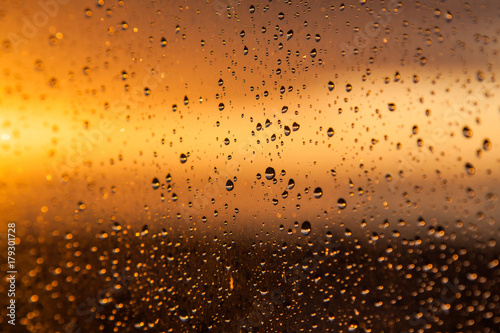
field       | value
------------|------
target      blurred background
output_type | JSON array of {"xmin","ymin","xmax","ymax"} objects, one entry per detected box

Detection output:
[{"xmin": 0, "ymin": 0, "xmax": 499, "ymax": 332}]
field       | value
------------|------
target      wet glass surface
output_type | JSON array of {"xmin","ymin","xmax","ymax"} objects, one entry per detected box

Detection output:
[{"xmin": 0, "ymin": 1, "xmax": 499, "ymax": 332}]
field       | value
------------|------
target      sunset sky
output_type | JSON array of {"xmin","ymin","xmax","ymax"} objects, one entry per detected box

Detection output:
[{"xmin": 0, "ymin": 0, "xmax": 498, "ymax": 243}]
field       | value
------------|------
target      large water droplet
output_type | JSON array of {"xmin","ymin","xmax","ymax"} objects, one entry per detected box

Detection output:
[
  {"xmin": 337, "ymin": 198, "xmax": 347, "ymax": 209},
  {"xmin": 265, "ymin": 167, "xmax": 275, "ymax": 180},
  {"xmin": 225, "ymin": 179, "xmax": 234, "ymax": 191},
  {"xmin": 301, "ymin": 221, "xmax": 311, "ymax": 235},
  {"xmin": 152, "ymin": 177, "xmax": 160, "ymax": 190}
]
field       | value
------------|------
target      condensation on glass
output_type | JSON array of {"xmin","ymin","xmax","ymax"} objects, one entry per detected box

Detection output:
[{"xmin": 0, "ymin": 0, "xmax": 498, "ymax": 332}]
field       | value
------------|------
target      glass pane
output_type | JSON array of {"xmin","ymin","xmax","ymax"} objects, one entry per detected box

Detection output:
[{"xmin": 0, "ymin": 0, "xmax": 498, "ymax": 332}]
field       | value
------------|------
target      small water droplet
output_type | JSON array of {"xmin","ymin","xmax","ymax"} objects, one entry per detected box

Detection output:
[
  {"xmin": 327, "ymin": 81, "xmax": 335, "ymax": 91},
  {"xmin": 465, "ymin": 162, "xmax": 475, "ymax": 175},
  {"xmin": 483, "ymin": 139, "xmax": 492, "ymax": 151},
  {"xmin": 463, "ymin": 126, "xmax": 473, "ymax": 138}
]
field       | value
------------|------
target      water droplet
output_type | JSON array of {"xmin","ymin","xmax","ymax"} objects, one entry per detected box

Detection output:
[
  {"xmin": 179, "ymin": 310, "xmax": 189, "ymax": 322},
  {"xmin": 388, "ymin": 103, "xmax": 396, "ymax": 111},
  {"xmin": 327, "ymin": 81, "xmax": 335, "ymax": 91},
  {"xmin": 225, "ymin": 179, "xmax": 234, "ymax": 191},
  {"xmin": 166, "ymin": 173, "xmax": 172, "ymax": 183},
  {"xmin": 218, "ymin": 78, "xmax": 224, "ymax": 86},
  {"xmin": 152, "ymin": 178, "xmax": 160, "ymax": 190},
  {"xmin": 286, "ymin": 30, "xmax": 294, "ymax": 40},
  {"xmin": 313, "ymin": 187, "xmax": 323, "ymax": 198},
  {"xmin": 180, "ymin": 154, "xmax": 187, "ymax": 164},
  {"xmin": 288, "ymin": 179, "xmax": 295, "ymax": 189},
  {"xmin": 346, "ymin": 84, "xmax": 352, "ymax": 92},
  {"xmin": 463, "ymin": 126, "xmax": 473, "ymax": 138},
  {"xmin": 284, "ymin": 126, "xmax": 291, "ymax": 136},
  {"xmin": 483, "ymin": 139, "xmax": 492, "ymax": 151},
  {"xmin": 337, "ymin": 198, "xmax": 347, "ymax": 209},
  {"xmin": 477, "ymin": 71, "xmax": 485, "ymax": 82},
  {"xmin": 160, "ymin": 37, "xmax": 167, "ymax": 47},
  {"xmin": 465, "ymin": 162, "xmax": 475, "ymax": 175},
  {"xmin": 278, "ymin": 12, "xmax": 284, "ymax": 20},
  {"xmin": 265, "ymin": 167, "xmax": 275, "ymax": 180},
  {"xmin": 327, "ymin": 127, "xmax": 334, "ymax": 137},
  {"xmin": 446, "ymin": 11, "xmax": 453, "ymax": 22},
  {"xmin": 301, "ymin": 221, "xmax": 311, "ymax": 235}
]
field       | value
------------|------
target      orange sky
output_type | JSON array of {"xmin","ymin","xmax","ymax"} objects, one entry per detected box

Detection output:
[{"xmin": 0, "ymin": 0, "xmax": 498, "ymax": 243}]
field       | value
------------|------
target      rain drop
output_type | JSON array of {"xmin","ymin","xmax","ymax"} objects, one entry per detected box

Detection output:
[
  {"xmin": 337, "ymin": 198, "xmax": 347, "ymax": 209},
  {"xmin": 225, "ymin": 179, "xmax": 234, "ymax": 191},
  {"xmin": 152, "ymin": 177, "xmax": 160, "ymax": 190},
  {"xmin": 301, "ymin": 221, "xmax": 311, "ymax": 236},
  {"xmin": 265, "ymin": 167, "xmax": 276, "ymax": 180}
]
